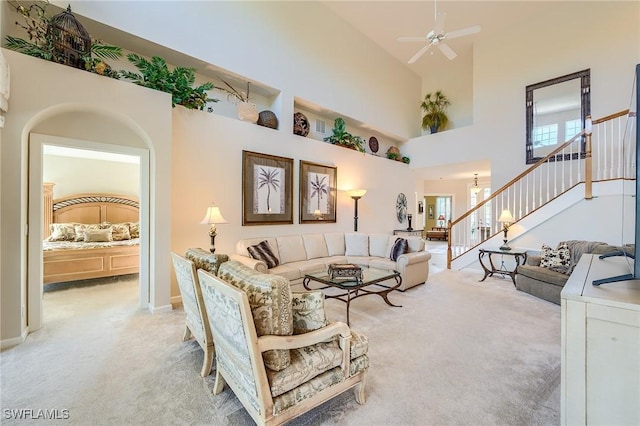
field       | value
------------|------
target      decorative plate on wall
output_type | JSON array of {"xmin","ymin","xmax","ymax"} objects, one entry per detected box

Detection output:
[
  {"xmin": 293, "ymin": 112, "xmax": 310, "ymax": 137},
  {"xmin": 368, "ymin": 136, "xmax": 379, "ymax": 154},
  {"xmin": 396, "ymin": 193, "xmax": 407, "ymax": 223}
]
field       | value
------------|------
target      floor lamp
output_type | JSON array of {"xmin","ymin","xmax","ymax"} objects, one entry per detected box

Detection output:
[
  {"xmin": 347, "ymin": 189, "xmax": 366, "ymax": 232},
  {"xmin": 200, "ymin": 204, "xmax": 228, "ymax": 253}
]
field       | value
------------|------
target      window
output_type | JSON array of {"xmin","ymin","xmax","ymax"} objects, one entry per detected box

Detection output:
[
  {"xmin": 532, "ymin": 124, "xmax": 558, "ymax": 148},
  {"xmin": 435, "ymin": 196, "xmax": 451, "ymax": 225},
  {"xmin": 565, "ymin": 119, "xmax": 581, "ymax": 140}
]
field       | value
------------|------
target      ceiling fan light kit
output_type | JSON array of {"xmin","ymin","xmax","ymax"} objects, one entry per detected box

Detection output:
[{"xmin": 398, "ymin": 1, "xmax": 481, "ymax": 63}]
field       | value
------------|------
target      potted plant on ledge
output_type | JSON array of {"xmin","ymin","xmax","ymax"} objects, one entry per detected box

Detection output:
[
  {"xmin": 420, "ymin": 90, "xmax": 451, "ymax": 133},
  {"xmin": 324, "ymin": 117, "xmax": 365, "ymax": 152}
]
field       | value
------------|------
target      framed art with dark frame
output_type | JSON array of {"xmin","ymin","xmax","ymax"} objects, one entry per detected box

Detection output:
[
  {"xmin": 299, "ymin": 160, "xmax": 337, "ymax": 223},
  {"xmin": 242, "ymin": 150, "xmax": 293, "ymax": 225}
]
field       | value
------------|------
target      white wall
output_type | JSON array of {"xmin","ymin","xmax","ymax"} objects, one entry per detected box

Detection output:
[
  {"xmin": 43, "ymin": 155, "xmax": 139, "ymax": 198},
  {"xmin": 1, "ymin": 49, "xmax": 172, "ymax": 346},
  {"xmin": 53, "ymin": 0, "xmax": 421, "ymax": 140},
  {"xmin": 408, "ymin": 1, "xmax": 639, "ymax": 192}
]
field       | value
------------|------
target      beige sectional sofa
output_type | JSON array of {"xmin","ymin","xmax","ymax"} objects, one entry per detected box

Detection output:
[{"xmin": 230, "ymin": 232, "xmax": 431, "ymax": 291}]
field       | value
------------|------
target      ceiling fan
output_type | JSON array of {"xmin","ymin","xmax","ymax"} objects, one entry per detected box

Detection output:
[{"xmin": 397, "ymin": 1, "xmax": 481, "ymax": 63}]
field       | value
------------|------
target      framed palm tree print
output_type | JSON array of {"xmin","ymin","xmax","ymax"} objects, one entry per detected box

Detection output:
[
  {"xmin": 299, "ymin": 160, "xmax": 337, "ymax": 223},
  {"xmin": 242, "ymin": 150, "xmax": 293, "ymax": 225}
]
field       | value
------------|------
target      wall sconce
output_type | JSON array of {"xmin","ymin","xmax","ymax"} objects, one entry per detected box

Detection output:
[
  {"xmin": 470, "ymin": 173, "xmax": 482, "ymax": 195},
  {"xmin": 498, "ymin": 209, "xmax": 515, "ymax": 251},
  {"xmin": 200, "ymin": 204, "xmax": 228, "ymax": 253},
  {"xmin": 346, "ymin": 189, "xmax": 366, "ymax": 232}
]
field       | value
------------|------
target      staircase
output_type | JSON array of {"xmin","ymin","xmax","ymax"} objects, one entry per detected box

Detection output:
[{"xmin": 447, "ymin": 109, "xmax": 635, "ymax": 269}]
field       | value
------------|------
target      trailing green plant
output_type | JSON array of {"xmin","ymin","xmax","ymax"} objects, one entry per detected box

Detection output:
[
  {"xmin": 420, "ymin": 90, "xmax": 451, "ymax": 133},
  {"xmin": 5, "ymin": 1, "xmax": 122, "ymax": 78},
  {"xmin": 120, "ymin": 54, "xmax": 218, "ymax": 110},
  {"xmin": 323, "ymin": 117, "xmax": 365, "ymax": 152}
]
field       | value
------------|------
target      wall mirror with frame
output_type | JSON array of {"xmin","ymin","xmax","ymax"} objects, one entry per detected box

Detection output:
[{"xmin": 525, "ymin": 69, "xmax": 590, "ymax": 164}]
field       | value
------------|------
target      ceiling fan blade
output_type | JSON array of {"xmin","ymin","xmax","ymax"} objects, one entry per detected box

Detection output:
[
  {"xmin": 434, "ymin": 12, "xmax": 446, "ymax": 34},
  {"xmin": 445, "ymin": 25, "xmax": 481, "ymax": 40},
  {"xmin": 397, "ymin": 37, "xmax": 429, "ymax": 42},
  {"xmin": 408, "ymin": 43, "xmax": 433, "ymax": 64},
  {"xmin": 438, "ymin": 42, "xmax": 457, "ymax": 60}
]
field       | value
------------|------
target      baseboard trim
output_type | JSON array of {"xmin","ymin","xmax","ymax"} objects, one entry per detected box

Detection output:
[
  {"xmin": 1, "ymin": 328, "xmax": 28, "ymax": 350},
  {"xmin": 170, "ymin": 295, "xmax": 182, "ymax": 306},
  {"xmin": 148, "ymin": 303, "xmax": 173, "ymax": 314}
]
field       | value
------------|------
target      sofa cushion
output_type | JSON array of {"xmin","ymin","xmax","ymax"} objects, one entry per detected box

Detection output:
[
  {"xmin": 277, "ymin": 235, "xmax": 307, "ymax": 264},
  {"xmin": 267, "ymin": 264, "xmax": 302, "ymax": 283},
  {"xmin": 216, "ymin": 260, "xmax": 293, "ymax": 371},
  {"xmin": 324, "ymin": 233, "xmax": 345, "ymax": 256},
  {"xmin": 369, "ymin": 234, "xmax": 391, "ymax": 258},
  {"xmin": 369, "ymin": 258, "xmax": 397, "ymax": 271},
  {"xmin": 302, "ymin": 234, "xmax": 329, "ymax": 260},
  {"xmin": 517, "ymin": 264, "xmax": 569, "ymax": 287},
  {"xmin": 405, "ymin": 236, "xmax": 425, "ymax": 253},
  {"xmin": 248, "ymin": 240, "xmax": 280, "ymax": 269},
  {"xmin": 345, "ymin": 256, "xmax": 371, "ymax": 267},
  {"xmin": 345, "ymin": 233, "xmax": 369, "ymax": 256},
  {"xmin": 390, "ymin": 237, "xmax": 408, "ymax": 261},
  {"xmin": 291, "ymin": 291, "xmax": 328, "ymax": 334}
]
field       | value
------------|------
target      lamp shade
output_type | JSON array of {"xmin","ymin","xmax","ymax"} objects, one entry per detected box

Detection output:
[
  {"xmin": 200, "ymin": 206, "xmax": 228, "ymax": 224},
  {"xmin": 347, "ymin": 189, "xmax": 367, "ymax": 199},
  {"xmin": 438, "ymin": 214, "xmax": 446, "ymax": 221},
  {"xmin": 498, "ymin": 209, "xmax": 515, "ymax": 224}
]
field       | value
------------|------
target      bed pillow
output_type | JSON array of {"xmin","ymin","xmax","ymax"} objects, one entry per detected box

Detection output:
[
  {"xmin": 101, "ymin": 222, "xmax": 131, "ymax": 241},
  {"xmin": 84, "ymin": 228, "xmax": 113, "ymax": 242},
  {"xmin": 46, "ymin": 223, "xmax": 77, "ymax": 242},
  {"xmin": 247, "ymin": 240, "xmax": 280, "ymax": 269},
  {"xmin": 74, "ymin": 224, "xmax": 101, "ymax": 242},
  {"xmin": 127, "ymin": 222, "xmax": 140, "ymax": 238}
]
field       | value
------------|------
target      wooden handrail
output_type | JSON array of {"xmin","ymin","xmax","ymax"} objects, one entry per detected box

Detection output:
[{"xmin": 447, "ymin": 108, "xmax": 631, "ymax": 268}]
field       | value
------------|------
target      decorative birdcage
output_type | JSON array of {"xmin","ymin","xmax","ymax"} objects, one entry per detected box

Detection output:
[{"xmin": 48, "ymin": 5, "xmax": 91, "ymax": 68}]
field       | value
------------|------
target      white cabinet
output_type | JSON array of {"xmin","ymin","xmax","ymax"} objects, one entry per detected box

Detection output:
[{"xmin": 561, "ymin": 254, "xmax": 640, "ymax": 425}]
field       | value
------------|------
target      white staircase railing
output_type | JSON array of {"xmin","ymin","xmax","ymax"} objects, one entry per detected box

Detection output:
[{"xmin": 447, "ymin": 109, "xmax": 635, "ymax": 268}]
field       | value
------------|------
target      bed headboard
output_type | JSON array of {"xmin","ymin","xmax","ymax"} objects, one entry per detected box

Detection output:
[{"xmin": 43, "ymin": 183, "xmax": 139, "ymax": 238}]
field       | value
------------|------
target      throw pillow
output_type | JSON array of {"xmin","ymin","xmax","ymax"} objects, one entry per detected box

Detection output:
[
  {"xmin": 73, "ymin": 224, "xmax": 101, "ymax": 242},
  {"xmin": 46, "ymin": 223, "xmax": 77, "ymax": 242},
  {"xmin": 84, "ymin": 228, "xmax": 113, "ymax": 242},
  {"xmin": 345, "ymin": 233, "xmax": 369, "ymax": 256},
  {"xmin": 540, "ymin": 242, "xmax": 571, "ymax": 273},
  {"xmin": 291, "ymin": 290, "xmax": 328, "ymax": 335},
  {"xmin": 102, "ymin": 222, "xmax": 131, "ymax": 241},
  {"xmin": 389, "ymin": 237, "xmax": 408, "ymax": 261},
  {"xmin": 127, "ymin": 222, "xmax": 140, "ymax": 238},
  {"xmin": 247, "ymin": 240, "xmax": 280, "ymax": 269}
]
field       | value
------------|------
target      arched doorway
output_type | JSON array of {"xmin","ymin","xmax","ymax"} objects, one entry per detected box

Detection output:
[{"xmin": 26, "ymin": 107, "xmax": 152, "ymax": 332}]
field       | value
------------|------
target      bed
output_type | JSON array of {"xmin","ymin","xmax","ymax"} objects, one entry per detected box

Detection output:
[{"xmin": 42, "ymin": 183, "xmax": 140, "ymax": 285}]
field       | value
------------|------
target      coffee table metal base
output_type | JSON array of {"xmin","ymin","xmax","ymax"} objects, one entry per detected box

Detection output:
[{"xmin": 303, "ymin": 270, "xmax": 402, "ymax": 325}]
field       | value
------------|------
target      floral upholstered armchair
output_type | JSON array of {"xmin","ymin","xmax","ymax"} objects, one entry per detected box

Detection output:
[
  {"xmin": 197, "ymin": 260, "xmax": 369, "ymax": 425},
  {"xmin": 171, "ymin": 249, "xmax": 228, "ymax": 377}
]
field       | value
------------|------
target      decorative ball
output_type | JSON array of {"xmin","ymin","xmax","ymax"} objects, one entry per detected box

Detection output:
[
  {"xmin": 257, "ymin": 110, "xmax": 278, "ymax": 129},
  {"xmin": 293, "ymin": 112, "xmax": 310, "ymax": 137}
]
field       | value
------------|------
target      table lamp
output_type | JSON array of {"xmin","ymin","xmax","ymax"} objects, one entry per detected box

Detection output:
[
  {"xmin": 200, "ymin": 204, "xmax": 228, "ymax": 253},
  {"xmin": 438, "ymin": 214, "xmax": 446, "ymax": 228},
  {"xmin": 498, "ymin": 209, "xmax": 515, "ymax": 251}
]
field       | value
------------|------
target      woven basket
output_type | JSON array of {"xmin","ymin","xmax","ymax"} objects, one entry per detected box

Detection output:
[{"xmin": 257, "ymin": 110, "xmax": 278, "ymax": 129}]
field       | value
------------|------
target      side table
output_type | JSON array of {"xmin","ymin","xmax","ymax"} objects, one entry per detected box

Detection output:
[
  {"xmin": 393, "ymin": 229, "xmax": 424, "ymax": 237},
  {"xmin": 478, "ymin": 248, "xmax": 528, "ymax": 286}
]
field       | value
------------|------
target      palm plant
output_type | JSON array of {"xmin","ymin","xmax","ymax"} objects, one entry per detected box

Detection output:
[
  {"xmin": 120, "ymin": 54, "xmax": 217, "ymax": 110},
  {"xmin": 420, "ymin": 90, "xmax": 451, "ymax": 133},
  {"xmin": 257, "ymin": 167, "xmax": 281, "ymax": 212},
  {"xmin": 309, "ymin": 174, "xmax": 328, "ymax": 210}
]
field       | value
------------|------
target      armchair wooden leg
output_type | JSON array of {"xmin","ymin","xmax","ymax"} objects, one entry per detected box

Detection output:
[
  {"xmin": 354, "ymin": 375, "xmax": 366, "ymax": 405},
  {"xmin": 182, "ymin": 325, "xmax": 192, "ymax": 342},
  {"xmin": 213, "ymin": 369, "xmax": 226, "ymax": 395},
  {"xmin": 201, "ymin": 347, "xmax": 214, "ymax": 377}
]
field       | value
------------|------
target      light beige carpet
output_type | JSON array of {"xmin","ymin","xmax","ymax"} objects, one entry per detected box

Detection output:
[{"xmin": 1, "ymin": 268, "xmax": 560, "ymax": 425}]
